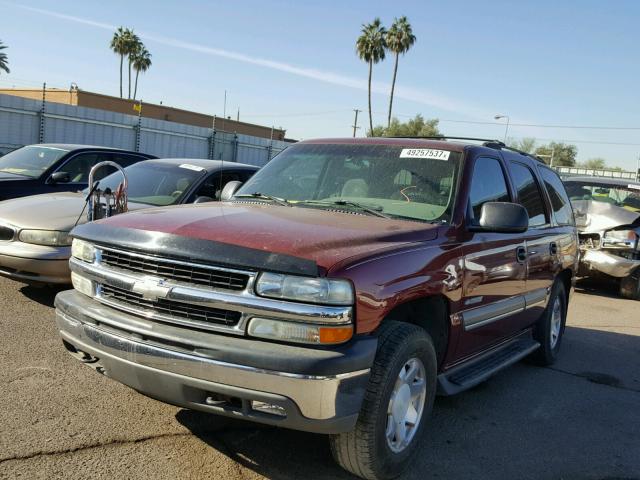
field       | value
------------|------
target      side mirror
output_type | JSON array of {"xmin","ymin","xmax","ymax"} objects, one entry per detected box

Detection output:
[
  {"xmin": 49, "ymin": 171, "xmax": 71, "ymax": 184},
  {"xmin": 194, "ymin": 195, "xmax": 214, "ymax": 204},
  {"xmin": 470, "ymin": 202, "xmax": 529, "ymax": 233},
  {"xmin": 220, "ymin": 181, "xmax": 243, "ymax": 201}
]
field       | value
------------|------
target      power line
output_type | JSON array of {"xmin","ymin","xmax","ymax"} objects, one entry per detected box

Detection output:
[
  {"xmin": 506, "ymin": 136, "xmax": 640, "ymax": 147},
  {"xmin": 374, "ymin": 110, "xmax": 640, "ymax": 131},
  {"xmin": 441, "ymin": 119, "xmax": 640, "ymax": 131},
  {"xmin": 3, "ymin": 76, "xmax": 640, "ymax": 135},
  {"xmin": 241, "ymin": 109, "xmax": 351, "ymax": 118}
]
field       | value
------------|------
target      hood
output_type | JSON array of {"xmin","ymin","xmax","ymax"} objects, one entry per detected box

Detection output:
[
  {"xmin": 572, "ymin": 199, "xmax": 640, "ymax": 233},
  {"xmin": 0, "ymin": 192, "xmax": 149, "ymax": 231},
  {"xmin": 92, "ymin": 202, "xmax": 439, "ymax": 272}
]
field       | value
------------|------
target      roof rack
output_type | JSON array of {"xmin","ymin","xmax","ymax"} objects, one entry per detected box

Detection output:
[
  {"xmin": 488, "ymin": 144, "xmax": 546, "ymax": 163},
  {"xmin": 384, "ymin": 135, "xmax": 545, "ymax": 163},
  {"xmin": 385, "ymin": 135, "xmax": 505, "ymax": 145}
]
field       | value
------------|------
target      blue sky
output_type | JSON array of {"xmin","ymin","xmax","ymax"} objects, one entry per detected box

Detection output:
[{"xmin": 2, "ymin": 0, "xmax": 639, "ymax": 169}]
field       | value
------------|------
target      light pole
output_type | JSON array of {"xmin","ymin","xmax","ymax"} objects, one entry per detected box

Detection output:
[{"xmin": 494, "ymin": 114, "xmax": 510, "ymax": 143}]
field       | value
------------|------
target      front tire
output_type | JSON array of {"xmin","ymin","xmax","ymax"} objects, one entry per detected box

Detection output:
[
  {"xmin": 330, "ymin": 321, "xmax": 437, "ymax": 480},
  {"xmin": 529, "ymin": 280, "xmax": 567, "ymax": 366},
  {"xmin": 619, "ymin": 269, "xmax": 640, "ymax": 300}
]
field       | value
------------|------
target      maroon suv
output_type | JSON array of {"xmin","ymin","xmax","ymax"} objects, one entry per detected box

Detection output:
[{"xmin": 55, "ymin": 137, "xmax": 578, "ymax": 479}]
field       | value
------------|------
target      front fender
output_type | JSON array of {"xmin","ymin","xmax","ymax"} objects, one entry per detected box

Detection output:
[{"xmin": 328, "ymin": 242, "xmax": 464, "ymax": 334}]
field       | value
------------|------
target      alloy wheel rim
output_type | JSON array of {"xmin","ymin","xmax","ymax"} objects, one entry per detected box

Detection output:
[
  {"xmin": 385, "ymin": 357, "xmax": 427, "ymax": 453},
  {"xmin": 550, "ymin": 296, "xmax": 562, "ymax": 349}
]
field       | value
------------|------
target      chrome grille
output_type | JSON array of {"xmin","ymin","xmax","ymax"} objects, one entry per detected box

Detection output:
[
  {"xmin": 99, "ymin": 247, "xmax": 249, "ymax": 291},
  {"xmin": 0, "ymin": 226, "xmax": 14, "ymax": 241},
  {"xmin": 100, "ymin": 284, "xmax": 242, "ymax": 327}
]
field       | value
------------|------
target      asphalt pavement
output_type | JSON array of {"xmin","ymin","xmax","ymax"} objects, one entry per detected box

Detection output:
[{"xmin": 0, "ymin": 277, "xmax": 638, "ymax": 480}]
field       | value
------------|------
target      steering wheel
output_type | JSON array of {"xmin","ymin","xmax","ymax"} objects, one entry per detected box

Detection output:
[{"xmin": 170, "ymin": 190, "xmax": 183, "ymax": 198}]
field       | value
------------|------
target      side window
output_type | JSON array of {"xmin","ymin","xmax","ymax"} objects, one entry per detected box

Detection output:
[
  {"xmin": 539, "ymin": 167, "xmax": 574, "ymax": 226},
  {"xmin": 468, "ymin": 157, "xmax": 510, "ymax": 220},
  {"xmin": 194, "ymin": 171, "xmax": 243, "ymax": 200},
  {"xmin": 240, "ymin": 170, "xmax": 257, "ymax": 183},
  {"xmin": 108, "ymin": 153, "xmax": 145, "ymax": 168},
  {"xmin": 509, "ymin": 162, "xmax": 547, "ymax": 227},
  {"xmin": 59, "ymin": 153, "xmax": 102, "ymax": 183}
]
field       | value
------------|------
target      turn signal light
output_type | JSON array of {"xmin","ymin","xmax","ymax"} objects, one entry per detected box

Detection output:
[
  {"xmin": 319, "ymin": 326, "xmax": 354, "ymax": 344},
  {"xmin": 248, "ymin": 317, "xmax": 353, "ymax": 345}
]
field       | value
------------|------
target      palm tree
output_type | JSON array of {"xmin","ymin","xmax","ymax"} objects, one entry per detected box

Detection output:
[
  {"xmin": 125, "ymin": 32, "xmax": 141, "ymax": 99},
  {"xmin": 0, "ymin": 40, "xmax": 10, "ymax": 75},
  {"xmin": 110, "ymin": 27, "xmax": 129, "ymax": 97},
  {"xmin": 132, "ymin": 46, "xmax": 152, "ymax": 100},
  {"xmin": 356, "ymin": 18, "xmax": 386, "ymax": 134},
  {"xmin": 385, "ymin": 17, "xmax": 416, "ymax": 128}
]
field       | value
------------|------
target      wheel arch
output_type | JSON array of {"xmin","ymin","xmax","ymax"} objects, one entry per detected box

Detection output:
[
  {"xmin": 556, "ymin": 267, "xmax": 573, "ymax": 301},
  {"xmin": 378, "ymin": 295, "xmax": 450, "ymax": 367}
]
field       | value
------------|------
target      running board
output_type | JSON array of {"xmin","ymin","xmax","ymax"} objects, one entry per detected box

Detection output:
[{"xmin": 437, "ymin": 335, "xmax": 540, "ymax": 395}]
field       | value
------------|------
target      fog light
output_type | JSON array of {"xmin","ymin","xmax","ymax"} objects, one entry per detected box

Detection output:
[
  {"xmin": 252, "ymin": 401, "xmax": 286, "ymax": 417},
  {"xmin": 71, "ymin": 272, "xmax": 94, "ymax": 297}
]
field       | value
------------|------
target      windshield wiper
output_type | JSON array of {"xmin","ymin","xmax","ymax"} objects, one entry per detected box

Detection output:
[
  {"xmin": 234, "ymin": 192, "xmax": 291, "ymax": 207},
  {"xmin": 300, "ymin": 199, "xmax": 390, "ymax": 218}
]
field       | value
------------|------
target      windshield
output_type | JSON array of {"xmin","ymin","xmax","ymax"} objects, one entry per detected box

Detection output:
[
  {"xmin": 0, "ymin": 145, "xmax": 69, "ymax": 178},
  {"xmin": 565, "ymin": 181, "xmax": 640, "ymax": 212},
  {"xmin": 85, "ymin": 162, "xmax": 206, "ymax": 206},
  {"xmin": 235, "ymin": 144, "xmax": 462, "ymax": 223}
]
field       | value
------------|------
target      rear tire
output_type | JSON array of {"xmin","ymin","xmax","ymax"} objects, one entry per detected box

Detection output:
[
  {"xmin": 529, "ymin": 281, "xmax": 567, "ymax": 366},
  {"xmin": 329, "ymin": 321, "xmax": 437, "ymax": 480},
  {"xmin": 619, "ymin": 269, "xmax": 640, "ymax": 300}
]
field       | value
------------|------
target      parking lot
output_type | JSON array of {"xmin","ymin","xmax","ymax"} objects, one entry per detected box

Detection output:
[{"xmin": 0, "ymin": 277, "xmax": 638, "ymax": 480}]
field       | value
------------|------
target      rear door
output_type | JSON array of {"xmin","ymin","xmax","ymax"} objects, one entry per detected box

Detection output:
[
  {"xmin": 508, "ymin": 161, "xmax": 555, "ymax": 325},
  {"xmin": 458, "ymin": 156, "xmax": 528, "ymax": 358},
  {"xmin": 537, "ymin": 166, "xmax": 577, "ymax": 283}
]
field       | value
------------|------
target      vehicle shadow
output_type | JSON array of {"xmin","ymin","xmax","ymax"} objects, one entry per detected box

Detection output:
[
  {"xmin": 574, "ymin": 277, "xmax": 621, "ymax": 299},
  {"xmin": 175, "ymin": 325, "xmax": 640, "ymax": 479},
  {"xmin": 175, "ymin": 409, "xmax": 351, "ymax": 479},
  {"xmin": 19, "ymin": 284, "xmax": 67, "ymax": 308}
]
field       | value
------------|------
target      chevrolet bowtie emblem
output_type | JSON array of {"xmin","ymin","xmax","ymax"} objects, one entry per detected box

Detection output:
[{"xmin": 131, "ymin": 277, "xmax": 171, "ymax": 301}]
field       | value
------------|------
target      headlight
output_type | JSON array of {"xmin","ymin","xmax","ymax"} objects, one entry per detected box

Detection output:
[
  {"xmin": 248, "ymin": 317, "xmax": 353, "ymax": 345},
  {"xmin": 602, "ymin": 229, "xmax": 639, "ymax": 248},
  {"xmin": 71, "ymin": 239, "xmax": 96, "ymax": 263},
  {"xmin": 255, "ymin": 272, "xmax": 354, "ymax": 305},
  {"xmin": 18, "ymin": 229, "xmax": 72, "ymax": 247}
]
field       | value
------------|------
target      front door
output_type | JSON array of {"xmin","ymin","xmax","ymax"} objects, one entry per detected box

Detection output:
[{"xmin": 457, "ymin": 156, "xmax": 527, "ymax": 359}]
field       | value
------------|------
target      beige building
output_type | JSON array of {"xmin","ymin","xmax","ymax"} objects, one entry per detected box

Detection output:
[{"xmin": 0, "ymin": 88, "xmax": 286, "ymax": 141}]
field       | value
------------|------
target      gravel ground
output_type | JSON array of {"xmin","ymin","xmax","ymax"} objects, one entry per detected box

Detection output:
[{"xmin": 0, "ymin": 277, "xmax": 638, "ymax": 480}]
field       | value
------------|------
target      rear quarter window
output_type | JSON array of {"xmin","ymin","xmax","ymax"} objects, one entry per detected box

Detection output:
[{"xmin": 538, "ymin": 167, "xmax": 574, "ymax": 226}]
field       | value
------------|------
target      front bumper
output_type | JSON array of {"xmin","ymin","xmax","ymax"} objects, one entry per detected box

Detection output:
[
  {"xmin": 580, "ymin": 249, "xmax": 640, "ymax": 278},
  {"xmin": 0, "ymin": 242, "xmax": 71, "ymax": 284},
  {"xmin": 55, "ymin": 290, "xmax": 375, "ymax": 434}
]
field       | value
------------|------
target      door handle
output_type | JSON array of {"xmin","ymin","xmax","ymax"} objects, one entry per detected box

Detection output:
[
  {"xmin": 549, "ymin": 242, "xmax": 558, "ymax": 256},
  {"xmin": 516, "ymin": 246, "xmax": 527, "ymax": 263}
]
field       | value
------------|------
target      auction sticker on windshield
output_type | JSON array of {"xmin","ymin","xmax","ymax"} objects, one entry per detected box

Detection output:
[
  {"xmin": 400, "ymin": 148, "xmax": 450, "ymax": 160},
  {"xmin": 179, "ymin": 164, "xmax": 205, "ymax": 172}
]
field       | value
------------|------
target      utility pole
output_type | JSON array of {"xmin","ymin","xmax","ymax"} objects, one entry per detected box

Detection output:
[
  {"xmin": 352, "ymin": 109, "xmax": 362, "ymax": 137},
  {"xmin": 549, "ymin": 146, "xmax": 555, "ymax": 167},
  {"xmin": 637, "ymin": 154, "xmax": 640, "ymax": 181}
]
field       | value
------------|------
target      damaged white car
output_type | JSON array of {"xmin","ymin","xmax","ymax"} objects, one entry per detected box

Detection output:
[{"xmin": 565, "ymin": 176, "xmax": 640, "ymax": 299}]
